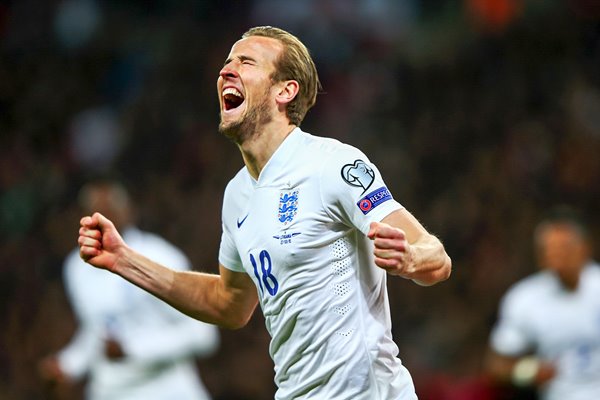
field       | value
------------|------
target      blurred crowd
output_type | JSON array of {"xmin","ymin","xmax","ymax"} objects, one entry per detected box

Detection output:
[{"xmin": 1, "ymin": 0, "xmax": 599, "ymax": 399}]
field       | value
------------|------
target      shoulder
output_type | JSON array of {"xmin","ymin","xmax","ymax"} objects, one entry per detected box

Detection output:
[
  {"xmin": 298, "ymin": 129, "xmax": 366, "ymax": 160},
  {"xmin": 501, "ymin": 271, "xmax": 556, "ymax": 307},
  {"xmin": 583, "ymin": 261, "xmax": 600, "ymax": 286},
  {"xmin": 63, "ymin": 247, "xmax": 89, "ymax": 280},
  {"xmin": 224, "ymin": 167, "xmax": 249, "ymax": 196},
  {"xmin": 64, "ymin": 247, "xmax": 84, "ymax": 268},
  {"xmin": 62, "ymin": 247, "xmax": 110, "ymax": 293},
  {"xmin": 222, "ymin": 167, "xmax": 253, "ymax": 224},
  {"xmin": 295, "ymin": 130, "xmax": 374, "ymax": 187},
  {"xmin": 585, "ymin": 261, "xmax": 600, "ymax": 277}
]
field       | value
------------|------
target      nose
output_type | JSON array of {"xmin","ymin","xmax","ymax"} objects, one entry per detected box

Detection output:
[{"xmin": 219, "ymin": 63, "xmax": 239, "ymax": 80}]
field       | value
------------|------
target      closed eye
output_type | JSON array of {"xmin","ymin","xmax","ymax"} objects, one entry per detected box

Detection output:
[{"xmin": 223, "ymin": 55, "xmax": 257, "ymax": 67}]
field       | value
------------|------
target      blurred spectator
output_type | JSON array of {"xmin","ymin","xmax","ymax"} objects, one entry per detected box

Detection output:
[
  {"xmin": 39, "ymin": 179, "xmax": 219, "ymax": 400},
  {"xmin": 486, "ymin": 206, "xmax": 600, "ymax": 399},
  {"xmin": 68, "ymin": 106, "xmax": 123, "ymax": 174},
  {"xmin": 54, "ymin": 0, "xmax": 102, "ymax": 51}
]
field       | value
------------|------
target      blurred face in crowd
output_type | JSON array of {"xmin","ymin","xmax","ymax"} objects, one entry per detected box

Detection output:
[
  {"xmin": 217, "ymin": 35, "xmax": 283, "ymax": 143},
  {"xmin": 535, "ymin": 222, "xmax": 590, "ymax": 289},
  {"xmin": 79, "ymin": 182, "xmax": 132, "ymax": 230}
]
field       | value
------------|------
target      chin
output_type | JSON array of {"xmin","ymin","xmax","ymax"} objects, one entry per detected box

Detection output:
[
  {"xmin": 218, "ymin": 119, "xmax": 247, "ymax": 143},
  {"xmin": 218, "ymin": 97, "xmax": 270, "ymax": 143}
]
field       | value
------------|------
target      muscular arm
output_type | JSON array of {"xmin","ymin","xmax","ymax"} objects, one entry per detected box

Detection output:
[
  {"xmin": 79, "ymin": 213, "xmax": 258, "ymax": 329},
  {"xmin": 368, "ymin": 208, "xmax": 451, "ymax": 286},
  {"xmin": 167, "ymin": 265, "xmax": 258, "ymax": 329}
]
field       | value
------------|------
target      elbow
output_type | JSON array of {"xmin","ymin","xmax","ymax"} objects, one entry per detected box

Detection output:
[
  {"xmin": 186, "ymin": 308, "xmax": 251, "ymax": 331},
  {"xmin": 220, "ymin": 310, "xmax": 254, "ymax": 330},
  {"xmin": 440, "ymin": 254, "xmax": 452, "ymax": 282},
  {"xmin": 435, "ymin": 253, "xmax": 452, "ymax": 284},
  {"xmin": 414, "ymin": 254, "xmax": 452, "ymax": 287}
]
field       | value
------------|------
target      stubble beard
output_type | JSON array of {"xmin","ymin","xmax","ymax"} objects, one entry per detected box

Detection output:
[{"xmin": 218, "ymin": 90, "xmax": 273, "ymax": 145}]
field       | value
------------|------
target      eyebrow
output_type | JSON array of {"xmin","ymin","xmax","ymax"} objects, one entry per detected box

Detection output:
[{"xmin": 223, "ymin": 55, "xmax": 257, "ymax": 66}]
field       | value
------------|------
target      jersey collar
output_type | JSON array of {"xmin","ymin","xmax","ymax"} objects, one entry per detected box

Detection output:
[{"xmin": 252, "ymin": 127, "xmax": 303, "ymax": 187}]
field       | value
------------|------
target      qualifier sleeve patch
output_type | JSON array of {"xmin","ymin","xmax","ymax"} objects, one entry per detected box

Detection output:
[
  {"xmin": 341, "ymin": 159, "xmax": 375, "ymax": 194},
  {"xmin": 356, "ymin": 186, "xmax": 393, "ymax": 215}
]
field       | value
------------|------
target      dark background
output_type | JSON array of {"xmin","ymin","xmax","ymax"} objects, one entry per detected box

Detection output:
[{"xmin": 1, "ymin": 0, "xmax": 599, "ymax": 399}]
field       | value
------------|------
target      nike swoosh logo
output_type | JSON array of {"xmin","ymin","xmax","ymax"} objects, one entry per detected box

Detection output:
[{"xmin": 237, "ymin": 214, "xmax": 249, "ymax": 228}]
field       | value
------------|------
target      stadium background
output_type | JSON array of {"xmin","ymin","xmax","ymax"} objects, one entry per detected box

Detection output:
[{"xmin": 1, "ymin": 0, "xmax": 599, "ymax": 399}]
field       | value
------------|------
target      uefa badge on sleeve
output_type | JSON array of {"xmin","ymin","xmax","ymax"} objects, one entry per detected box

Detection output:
[
  {"xmin": 358, "ymin": 198, "xmax": 374, "ymax": 213},
  {"xmin": 356, "ymin": 187, "xmax": 392, "ymax": 215}
]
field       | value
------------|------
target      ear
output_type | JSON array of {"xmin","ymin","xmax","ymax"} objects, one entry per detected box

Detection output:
[{"xmin": 275, "ymin": 80, "xmax": 299, "ymax": 106}]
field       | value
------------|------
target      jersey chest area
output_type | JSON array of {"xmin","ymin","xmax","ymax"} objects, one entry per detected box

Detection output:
[
  {"xmin": 528, "ymin": 286, "xmax": 600, "ymax": 367},
  {"xmin": 229, "ymin": 182, "xmax": 340, "ymax": 298}
]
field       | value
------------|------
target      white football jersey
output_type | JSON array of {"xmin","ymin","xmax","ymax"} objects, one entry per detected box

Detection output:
[
  {"xmin": 219, "ymin": 128, "xmax": 417, "ymax": 399},
  {"xmin": 490, "ymin": 262, "xmax": 600, "ymax": 400}
]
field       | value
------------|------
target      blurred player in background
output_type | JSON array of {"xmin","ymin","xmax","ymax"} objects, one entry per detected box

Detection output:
[
  {"xmin": 76, "ymin": 26, "xmax": 451, "ymax": 399},
  {"xmin": 39, "ymin": 179, "xmax": 219, "ymax": 400},
  {"xmin": 486, "ymin": 206, "xmax": 600, "ymax": 399}
]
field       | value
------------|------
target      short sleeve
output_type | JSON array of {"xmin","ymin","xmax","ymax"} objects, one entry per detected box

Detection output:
[
  {"xmin": 218, "ymin": 222, "xmax": 244, "ymax": 272},
  {"xmin": 320, "ymin": 145, "xmax": 403, "ymax": 235},
  {"xmin": 489, "ymin": 290, "xmax": 533, "ymax": 356}
]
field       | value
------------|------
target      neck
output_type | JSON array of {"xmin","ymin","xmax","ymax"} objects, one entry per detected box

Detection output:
[
  {"xmin": 560, "ymin": 274, "xmax": 579, "ymax": 291},
  {"xmin": 558, "ymin": 265, "xmax": 585, "ymax": 291},
  {"xmin": 239, "ymin": 121, "xmax": 297, "ymax": 179}
]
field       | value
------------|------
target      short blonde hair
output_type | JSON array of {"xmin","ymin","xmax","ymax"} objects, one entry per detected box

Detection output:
[{"xmin": 243, "ymin": 26, "xmax": 321, "ymax": 126}]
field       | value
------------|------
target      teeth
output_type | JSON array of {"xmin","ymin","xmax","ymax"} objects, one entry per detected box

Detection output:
[{"xmin": 223, "ymin": 87, "xmax": 243, "ymax": 98}]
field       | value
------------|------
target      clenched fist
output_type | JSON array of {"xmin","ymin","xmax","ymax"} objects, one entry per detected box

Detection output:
[
  {"xmin": 367, "ymin": 221, "xmax": 416, "ymax": 277},
  {"xmin": 78, "ymin": 212, "xmax": 125, "ymax": 272}
]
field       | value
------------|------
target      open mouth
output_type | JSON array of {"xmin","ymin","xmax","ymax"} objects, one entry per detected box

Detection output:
[{"xmin": 223, "ymin": 87, "xmax": 245, "ymax": 111}]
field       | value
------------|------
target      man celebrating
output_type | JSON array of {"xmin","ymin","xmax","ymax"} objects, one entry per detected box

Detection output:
[
  {"xmin": 487, "ymin": 207, "xmax": 600, "ymax": 399},
  {"xmin": 78, "ymin": 26, "xmax": 451, "ymax": 399}
]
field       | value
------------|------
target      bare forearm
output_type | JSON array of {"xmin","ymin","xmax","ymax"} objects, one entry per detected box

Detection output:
[
  {"xmin": 113, "ymin": 248, "xmax": 253, "ymax": 329},
  {"xmin": 79, "ymin": 213, "xmax": 256, "ymax": 328},
  {"xmin": 410, "ymin": 235, "xmax": 452, "ymax": 286},
  {"xmin": 374, "ymin": 210, "xmax": 451, "ymax": 286},
  {"xmin": 170, "ymin": 270, "xmax": 248, "ymax": 328},
  {"xmin": 114, "ymin": 247, "xmax": 176, "ymax": 298}
]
